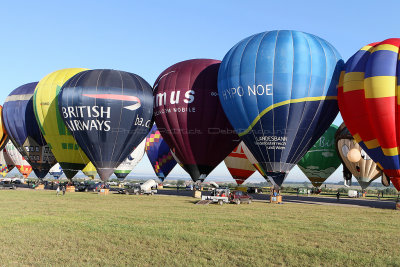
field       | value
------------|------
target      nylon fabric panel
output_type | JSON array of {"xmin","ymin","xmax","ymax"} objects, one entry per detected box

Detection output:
[
  {"xmin": 0, "ymin": 106, "xmax": 9, "ymax": 151},
  {"xmin": 3, "ymin": 148, "xmax": 15, "ymax": 171},
  {"xmin": 58, "ymin": 69, "xmax": 153, "ymax": 181},
  {"xmin": 114, "ymin": 139, "xmax": 146, "ymax": 181},
  {"xmin": 82, "ymin": 162, "xmax": 97, "ymax": 179},
  {"xmin": 33, "ymin": 68, "xmax": 90, "ymax": 178},
  {"xmin": 0, "ymin": 151, "xmax": 9, "ymax": 177},
  {"xmin": 334, "ymin": 123, "xmax": 381, "ymax": 189},
  {"xmin": 339, "ymin": 38, "xmax": 400, "ymax": 189},
  {"xmin": 145, "ymin": 124, "xmax": 176, "ymax": 182},
  {"xmin": 49, "ymin": 163, "xmax": 63, "ymax": 179},
  {"xmin": 153, "ymin": 59, "xmax": 239, "ymax": 182},
  {"xmin": 218, "ymin": 30, "xmax": 343, "ymax": 187},
  {"xmin": 3, "ymin": 82, "xmax": 56, "ymax": 178},
  {"xmin": 4, "ymin": 140, "xmax": 32, "ymax": 177},
  {"xmin": 224, "ymin": 142, "xmax": 255, "ymax": 184},
  {"xmin": 297, "ymin": 125, "xmax": 341, "ymax": 187}
]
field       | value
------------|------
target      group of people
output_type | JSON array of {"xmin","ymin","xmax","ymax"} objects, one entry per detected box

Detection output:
[{"xmin": 56, "ymin": 185, "xmax": 66, "ymax": 196}]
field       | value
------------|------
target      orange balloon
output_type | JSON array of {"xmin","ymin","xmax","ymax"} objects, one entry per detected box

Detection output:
[
  {"xmin": 0, "ymin": 106, "xmax": 9, "ymax": 150},
  {"xmin": 347, "ymin": 148, "xmax": 361, "ymax": 163}
]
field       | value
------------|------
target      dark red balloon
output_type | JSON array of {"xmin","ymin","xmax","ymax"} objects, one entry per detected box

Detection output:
[{"xmin": 153, "ymin": 59, "xmax": 239, "ymax": 181}]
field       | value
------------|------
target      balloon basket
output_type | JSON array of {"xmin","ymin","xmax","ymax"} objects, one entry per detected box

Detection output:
[
  {"xmin": 66, "ymin": 186, "xmax": 75, "ymax": 193},
  {"xmin": 99, "ymin": 188, "xmax": 110, "ymax": 195},
  {"xmin": 35, "ymin": 184, "xmax": 45, "ymax": 190},
  {"xmin": 158, "ymin": 184, "xmax": 164, "ymax": 189},
  {"xmin": 270, "ymin": 195, "xmax": 282, "ymax": 204},
  {"xmin": 193, "ymin": 190, "xmax": 202, "ymax": 198}
]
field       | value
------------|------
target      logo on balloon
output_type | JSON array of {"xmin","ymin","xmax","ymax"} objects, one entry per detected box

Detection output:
[
  {"xmin": 61, "ymin": 94, "xmax": 146, "ymax": 132},
  {"xmin": 83, "ymin": 94, "xmax": 141, "ymax": 111}
]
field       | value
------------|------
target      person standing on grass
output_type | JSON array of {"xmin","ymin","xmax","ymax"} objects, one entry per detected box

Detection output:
[
  {"xmin": 56, "ymin": 186, "xmax": 60, "ymax": 196},
  {"xmin": 336, "ymin": 191, "xmax": 340, "ymax": 201},
  {"xmin": 62, "ymin": 186, "xmax": 66, "ymax": 196}
]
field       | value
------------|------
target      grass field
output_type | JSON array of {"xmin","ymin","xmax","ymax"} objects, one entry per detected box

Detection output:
[{"xmin": 0, "ymin": 190, "xmax": 399, "ymax": 266}]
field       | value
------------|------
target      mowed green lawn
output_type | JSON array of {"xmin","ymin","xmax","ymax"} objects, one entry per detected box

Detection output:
[{"xmin": 0, "ymin": 190, "xmax": 399, "ymax": 267}]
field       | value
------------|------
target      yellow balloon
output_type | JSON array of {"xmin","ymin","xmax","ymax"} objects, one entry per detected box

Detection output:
[
  {"xmin": 33, "ymin": 68, "xmax": 90, "ymax": 179},
  {"xmin": 347, "ymin": 148, "xmax": 361, "ymax": 163},
  {"xmin": 83, "ymin": 162, "xmax": 97, "ymax": 179}
]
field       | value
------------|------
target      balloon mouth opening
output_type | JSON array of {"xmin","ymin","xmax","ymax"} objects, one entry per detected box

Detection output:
[{"xmin": 356, "ymin": 166, "xmax": 360, "ymax": 172}]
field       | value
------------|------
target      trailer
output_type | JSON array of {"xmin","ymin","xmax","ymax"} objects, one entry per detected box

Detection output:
[{"xmin": 201, "ymin": 188, "xmax": 230, "ymax": 205}]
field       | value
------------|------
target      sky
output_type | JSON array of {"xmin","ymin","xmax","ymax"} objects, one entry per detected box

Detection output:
[{"xmin": 1, "ymin": 1, "xmax": 399, "ymax": 183}]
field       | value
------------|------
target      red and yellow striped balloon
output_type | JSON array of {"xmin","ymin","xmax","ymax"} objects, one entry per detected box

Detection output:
[
  {"xmin": 224, "ymin": 142, "xmax": 256, "ymax": 185},
  {"xmin": 338, "ymin": 38, "xmax": 400, "ymax": 190}
]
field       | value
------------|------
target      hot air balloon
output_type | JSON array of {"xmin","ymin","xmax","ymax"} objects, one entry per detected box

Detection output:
[
  {"xmin": 297, "ymin": 125, "xmax": 341, "ymax": 187},
  {"xmin": 153, "ymin": 59, "xmax": 240, "ymax": 182},
  {"xmin": 0, "ymin": 106, "xmax": 9, "ymax": 151},
  {"xmin": 33, "ymin": 68, "xmax": 90, "ymax": 179},
  {"xmin": 0, "ymin": 106, "xmax": 10, "ymax": 177},
  {"xmin": 49, "ymin": 163, "xmax": 63, "ymax": 179},
  {"xmin": 114, "ymin": 139, "xmax": 146, "ymax": 180},
  {"xmin": 338, "ymin": 38, "xmax": 400, "ymax": 190},
  {"xmin": 0, "ymin": 150, "xmax": 9, "ymax": 177},
  {"xmin": 334, "ymin": 123, "xmax": 382, "ymax": 189},
  {"xmin": 58, "ymin": 69, "xmax": 153, "ymax": 181},
  {"xmin": 145, "ymin": 124, "xmax": 177, "ymax": 182},
  {"xmin": 4, "ymin": 141, "xmax": 32, "ymax": 178},
  {"xmin": 82, "ymin": 162, "xmax": 97, "ymax": 179},
  {"xmin": 218, "ymin": 30, "xmax": 343, "ymax": 188},
  {"xmin": 3, "ymin": 82, "xmax": 57, "ymax": 180},
  {"xmin": 224, "ymin": 142, "xmax": 256, "ymax": 185},
  {"xmin": 241, "ymin": 143, "xmax": 268, "ymax": 179},
  {"xmin": 3, "ymin": 148, "xmax": 14, "ymax": 172}
]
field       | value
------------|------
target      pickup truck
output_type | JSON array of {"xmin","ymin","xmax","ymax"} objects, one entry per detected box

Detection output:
[{"xmin": 119, "ymin": 179, "xmax": 158, "ymax": 195}]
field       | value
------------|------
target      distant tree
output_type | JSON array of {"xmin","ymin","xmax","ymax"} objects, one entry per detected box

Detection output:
[
  {"xmin": 177, "ymin": 180, "xmax": 185, "ymax": 186},
  {"xmin": 383, "ymin": 187, "xmax": 397, "ymax": 195},
  {"xmin": 337, "ymin": 187, "xmax": 348, "ymax": 193}
]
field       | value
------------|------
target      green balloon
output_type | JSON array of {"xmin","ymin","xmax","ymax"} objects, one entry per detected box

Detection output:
[{"xmin": 298, "ymin": 125, "xmax": 341, "ymax": 187}]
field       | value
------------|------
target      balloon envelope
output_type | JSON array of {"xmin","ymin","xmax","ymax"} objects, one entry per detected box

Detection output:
[
  {"xmin": 0, "ymin": 150, "xmax": 9, "ymax": 177},
  {"xmin": 82, "ymin": 162, "xmax": 97, "ymax": 179},
  {"xmin": 58, "ymin": 69, "xmax": 153, "ymax": 181},
  {"xmin": 224, "ymin": 142, "xmax": 256, "ymax": 185},
  {"xmin": 49, "ymin": 163, "xmax": 63, "ymax": 179},
  {"xmin": 218, "ymin": 30, "xmax": 343, "ymax": 187},
  {"xmin": 114, "ymin": 139, "xmax": 146, "ymax": 180},
  {"xmin": 4, "ymin": 141, "xmax": 32, "ymax": 178},
  {"xmin": 335, "ymin": 123, "xmax": 382, "ymax": 189},
  {"xmin": 3, "ymin": 148, "xmax": 14, "ymax": 172},
  {"xmin": 297, "ymin": 125, "xmax": 341, "ymax": 187},
  {"xmin": 145, "ymin": 124, "xmax": 177, "ymax": 182},
  {"xmin": 0, "ymin": 106, "xmax": 9, "ymax": 151},
  {"xmin": 338, "ymin": 38, "xmax": 400, "ymax": 189},
  {"xmin": 3, "ymin": 82, "xmax": 56, "ymax": 179},
  {"xmin": 153, "ymin": 59, "xmax": 240, "ymax": 182},
  {"xmin": 33, "ymin": 68, "xmax": 90, "ymax": 179}
]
